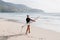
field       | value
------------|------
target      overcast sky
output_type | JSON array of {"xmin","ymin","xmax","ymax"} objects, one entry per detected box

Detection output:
[{"xmin": 2, "ymin": 0, "xmax": 60, "ymax": 13}]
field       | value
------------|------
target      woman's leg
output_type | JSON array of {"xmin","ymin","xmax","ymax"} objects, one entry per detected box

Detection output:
[
  {"xmin": 28, "ymin": 25, "xmax": 30, "ymax": 33},
  {"xmin": 26, "ymin": 25, "xmax": 30, "ymax": 34}
]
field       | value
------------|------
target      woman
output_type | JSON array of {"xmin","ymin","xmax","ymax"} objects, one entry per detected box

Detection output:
[{"xmin": 26, "ymin": 15, "xmax": 35, "ymax": 34}]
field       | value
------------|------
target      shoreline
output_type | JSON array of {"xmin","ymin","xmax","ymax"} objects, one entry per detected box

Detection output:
[
  {"xmin": 0, "ymin": 18, "xmax": 60, "ymax": 33},
  {"xmin": 0, "ymin": 17, "xmax": 60, "ymax": 33}
]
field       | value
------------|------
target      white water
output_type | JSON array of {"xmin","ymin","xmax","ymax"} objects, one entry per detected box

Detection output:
[{"xmin": 0, "ymin": 13, "xmax": 60, "ymax": 32}]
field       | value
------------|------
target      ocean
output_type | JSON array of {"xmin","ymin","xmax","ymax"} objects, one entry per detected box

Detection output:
[{"xmin": 0, "ymin": 13, "xmax": 60, "ymax": 32}]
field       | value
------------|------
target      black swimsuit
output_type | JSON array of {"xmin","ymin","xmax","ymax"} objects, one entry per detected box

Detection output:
[{"xmin": 26, "ymin": 18, "xmax": 30, "ymax": 23}]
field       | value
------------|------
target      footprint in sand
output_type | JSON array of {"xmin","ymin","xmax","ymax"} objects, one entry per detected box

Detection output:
[{"xmin": 26, "ymin": 35, "xmax": 45, "ymax": 40}]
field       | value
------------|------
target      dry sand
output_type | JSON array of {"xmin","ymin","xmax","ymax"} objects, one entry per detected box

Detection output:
[{"xmin": 0, "ymin": 18, "xmax": 60, "ymax": 40}]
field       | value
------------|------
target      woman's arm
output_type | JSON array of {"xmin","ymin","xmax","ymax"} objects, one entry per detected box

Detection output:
[{"xmin": 30, "ymin": 19, "xmax": 35, "ymax": 22}]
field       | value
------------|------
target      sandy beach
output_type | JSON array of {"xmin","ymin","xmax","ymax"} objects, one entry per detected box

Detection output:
[{"xmin": 0, "ymin": 18, "xmax": 60, "ymax": 40}]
